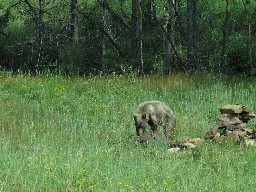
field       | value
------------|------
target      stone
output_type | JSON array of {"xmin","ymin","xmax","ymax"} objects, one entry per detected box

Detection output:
[
  {"xmin": 213, "ymin": 133, "xmax": 240, "ymax": 144},
  {"xmin": 176, "ymin": 136, "xmax": 191, "ymax": 143},
  {"xmin": 230, "ymin": 116, "xmax": 242, "ymax": 125},
  {"xmin": 245, "ymin": 139, "xmax": 255, "ymax": 147},
  {"xmin": 233, "ymin": 129, "xmax": 246, "ymax": 137},
  {"xmin": 220, "ymin": 104, "xmax": 244, "ymax": 114},
  {"xmin": 226, "ymin": 130, "xmax": 233, "ymax": 135},
  {"xmin": 213, "ymin": 135, "xmax": 226, "ymax": 143},
  {"xmin": 226, "ymin": 123, "xmax": 246, "ymax": 131},
  {"xmin": 235, "ymin": 123, "xmax": 247, "ymax": 129},
  {"xmin": 226, "ymin": 125, "xmax": 238, "ymax": 131},
  {"xmin": 216, "ymin": 114, "xmax": 241, "ymax": 127},
  {"xmin": 167, "ymin": 148, "xmax": 180, "ymax": 154},
  {"xmin": 243, "ymin": 127, "xmax": 254, "ymax": 134},
  {"xmin": 169, "ymin": 136, "xmax": 191, "ymax": 147},
  {"xmin": 242, "ymin": 106, "xmax": 252, "ymax": 113},
  {"xmin": 226, "ymin": 133, "xmax": 240, "ymax": 144},
  {"xmin": 188, "ymin": 138, "xmax": 205, "ymax": 144},
  {"xmin": 240, "ymin": 112, "xmax": 256, "ymax": 123},
  {"xmin": 183, "ymin": 142, "xmax": 196, "ymax": 149}
]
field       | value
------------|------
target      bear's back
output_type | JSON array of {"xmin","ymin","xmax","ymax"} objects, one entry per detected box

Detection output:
[{"xmin": 137, "ymin": 101, "xmax": 173, "ymax": 116}]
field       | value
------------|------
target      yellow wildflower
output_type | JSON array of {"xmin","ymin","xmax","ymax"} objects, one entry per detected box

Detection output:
[
  {"xmin": 42, "ymin": 151, "xmax": 49, "ymax": 155},
  {"xmin": 89, "ymin": 183, "xmax": 96, "ymax": 189}
]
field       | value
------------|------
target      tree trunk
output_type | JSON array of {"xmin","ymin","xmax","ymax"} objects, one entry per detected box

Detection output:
[
  {"xmin": 146, "ymin": 0, "xmax": 156, "ymax": 26},
  {"xmin": 175, "ymin": 0, "xmax": 185, "ymax": 45},
  {"xmin": 71, "ymin": 0, "xmax": 79, "ymax": 42},
  {"xmin": 186, "ymin": 0, "xmax": 198, "ymax": 71},
  {"xmin": 131, "ymin": 0, "xmax": 143, "ymax": 75},
  {"xmin": 220, "ymin": 0, "xmax": 229, "ymax": 71},
  {"xmin": 37, "ymin": 0, "xmax": 44, "ymax": 67},
  {"xmin": 242, "ymin": 0, "xmax": 253, "ymax": 75},
  {"xmin": 163, "ymin": 0, "xmax": 175, "ymax": 74},
  {"xmin": 248, "ymin": 20, "xmax": 253, "ymax": 75},
  {"xmin": 101, "ymin": 0, "xmax": 107, "ymax": 74}
]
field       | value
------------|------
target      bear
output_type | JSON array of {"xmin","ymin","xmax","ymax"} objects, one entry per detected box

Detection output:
[{"xmin": 133, "ymin": 101, "xmax": 176, "ymax": 140}]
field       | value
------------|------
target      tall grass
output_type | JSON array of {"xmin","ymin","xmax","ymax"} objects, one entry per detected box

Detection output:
[{"xmin": 0, "ymin": 73, "xmax": 256, "ymax": 191}]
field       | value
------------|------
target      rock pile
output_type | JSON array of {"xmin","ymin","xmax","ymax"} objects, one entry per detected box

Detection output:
[
  {"xmin": 167, "ymin": 136, "xmax": 204, "ymax": 153},
  {"xmin": 205, "ymin": 104, "xmax": 256, "ymax": 144}
]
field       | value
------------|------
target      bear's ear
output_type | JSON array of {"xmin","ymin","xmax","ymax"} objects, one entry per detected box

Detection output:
[{"xmin": 142, "ymin": 112, "xmax": 147, "ymax": 119}]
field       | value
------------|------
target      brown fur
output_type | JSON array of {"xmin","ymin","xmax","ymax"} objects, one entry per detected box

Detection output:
[{"xmin": 133, "ymin": 101, "xmax": 176, "ymax": 139}]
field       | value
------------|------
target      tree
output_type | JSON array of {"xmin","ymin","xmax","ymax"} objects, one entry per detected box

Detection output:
[
  {"xmin": 163, "ymin": 0, "xmax": 176, "ymax": 74},
  {"xmin": 144, "ymin": 0, "xmax": 156, "ymax": 28},
  {"xmin": 0, "ymin": 9, "xmax": 10, "ymax": 29},
  {"xmin": 242, "ymin": 0, "xmax": 254, "ymax": 75},
  {"xmin": 186, "ymin": 0, "xmax": 199, "ymax": 71},
  {"xmin": 71, "ymin": 0, "xmax": 79, "ymax": 42},
  {"xmin": 131, "ymin": 0, "xmax": 143, "ymax": 74},
  {"xmin": 23, "ymin": 0, "xmax": 46, "ymax": 68},
  {"xmin": 101, "ymin": 0, "xmax": 107, "ymax": 73},
  {"xmin": 220, "ymin": 0, "xmax": 229, "ymax": 71}
]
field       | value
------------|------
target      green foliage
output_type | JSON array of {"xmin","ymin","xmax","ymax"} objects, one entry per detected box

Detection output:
[
  {"xmin": 226, "ymin": 34, "xmax": 255, "ymax": 74},
  {"xmin": 152, "ymin": 55, "xmax": 165, "ymax": 74},
  {"xmin": 0, "ymin": 8, "xmax": 10, "ymax": 28},
  {"xmin": 0, "ymin": 0, "xmax": 255, "ymax": 74},
  {"xmin": 59, "ymin": 43, "xmax": 85, "ymax": 75},
  {"xmin": 1, "ymin": 74, "xmax": 256, "ymax": 191}
]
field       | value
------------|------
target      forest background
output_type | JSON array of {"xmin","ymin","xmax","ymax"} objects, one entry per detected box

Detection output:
[{"xmin": 0, "ymin": 0, "xmax": 255, "ymax": 75}]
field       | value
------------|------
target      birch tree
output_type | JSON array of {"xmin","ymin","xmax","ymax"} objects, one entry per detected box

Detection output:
[
  {"xmin": 131, "ymin": 0, "xmax": 143, "ymax": 74},
  {"xmin": 71, "ymin": 0, "xmax": 78, "ymax": 42},
  {"xmin": 163, "ymin": 0, "xmax": 175, "ymax": 74},
  {"xmin": 187, "ymin": 0, "xmax": 198, "ymax": 71}
]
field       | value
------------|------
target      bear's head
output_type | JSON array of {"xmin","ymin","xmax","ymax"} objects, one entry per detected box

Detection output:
[{"xmin": 133, "ymin": 112, "xmax": 149, "ymax": 136}]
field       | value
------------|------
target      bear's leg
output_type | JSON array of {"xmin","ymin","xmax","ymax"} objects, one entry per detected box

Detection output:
[
  {"xmin": 136, "ymin": 127, "xmax": 145, "ymax": 137},
  {"xmin": 151, "ymin": 125, "xmax": 158, "ymax": 139}
]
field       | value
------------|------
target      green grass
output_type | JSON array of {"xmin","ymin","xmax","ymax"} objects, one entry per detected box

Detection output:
[{"xmin": 0, "ymin": 73, "xmax": 256, "ymax": 191}]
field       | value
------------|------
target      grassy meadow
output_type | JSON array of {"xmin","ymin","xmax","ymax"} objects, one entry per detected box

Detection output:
[{"xmin": 1, "ymin": 73, "xmax": 256, "ymax": 191}]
